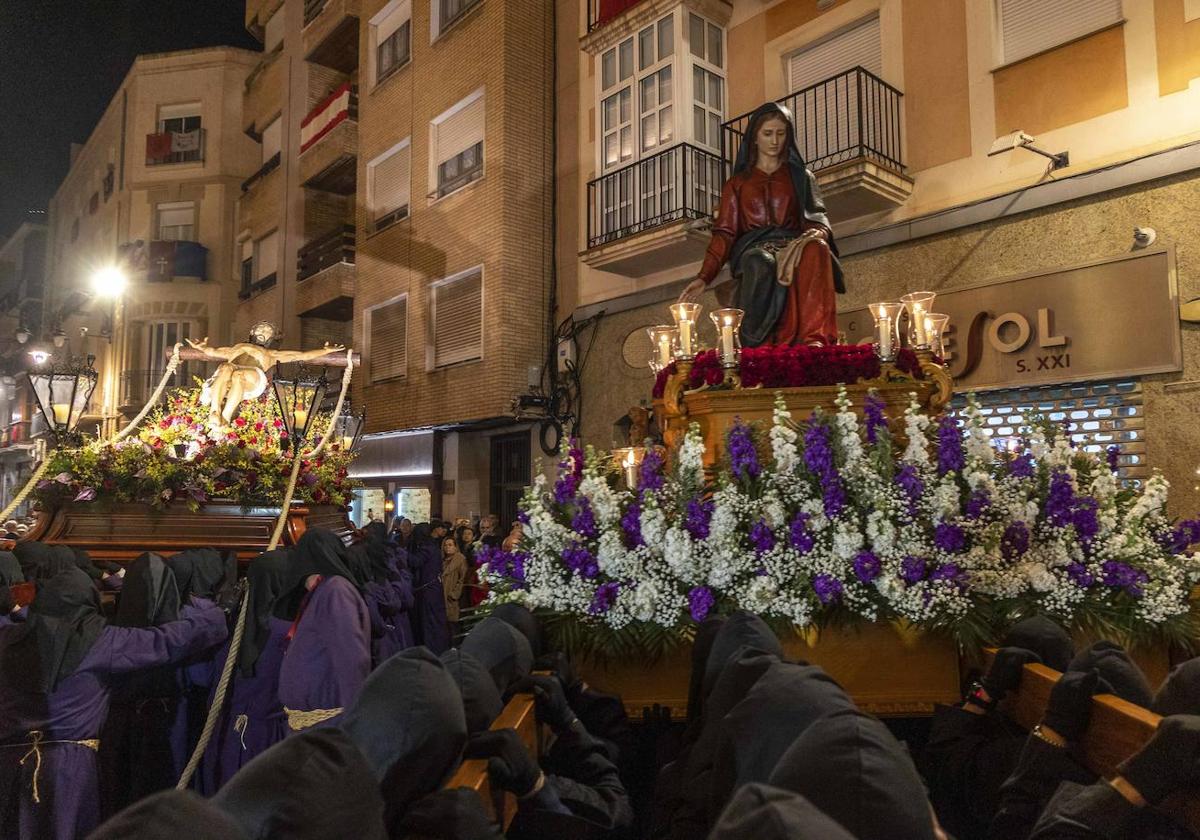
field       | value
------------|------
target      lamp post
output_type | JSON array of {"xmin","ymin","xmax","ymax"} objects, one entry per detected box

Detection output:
[
  {"xmin": 26, "ymin": 355, "xmax": 99, "ymax": 448},
  {"xmin": 333, "ymin": 403, "xmax": 366, "ymax": 452},
  {"xmin": 272, "ymin": 367, "xmax": 331, "ymax": 452}
]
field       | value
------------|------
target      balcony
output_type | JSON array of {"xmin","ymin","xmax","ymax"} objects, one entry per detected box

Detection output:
[
  {"xmin": 296, "ymin": 226, "xmax": 355, "ymax": 320},
  {"xmin": 587, "ymin": 0, "xmax": 644, "ymax": 31},
  {"xmin": 722, "ymin": 67, "xmax": 913, "ymax": 219},
  {"xmin": 145, "ymin": 129, "xmax": 205, "ymax": 166},
  {"xmin": 582, "ymin": 142, "xmax": 724, "ymax": 277},
  {"xmin": 243, "ymin": 49, "xmax": 285, "ymax": 139},
  {"xmin": 120, "ymin": 364, "xmax": 214, "ymax": 411},
  {"xmin": 116, "ymin": 240, "xmax": 209, "ymax": 282},
  {"xmin": 239, "ymin": 153, "xmax": 282, "ymax": 237},
  {"xmin": 299, "ymin": 84, "xmax": 358, "ymax": 195},
  {"xmin": 244, "ymin": 0, "xmax": 284, "ymax": 39},
  {"xmin": 303, "ymin": 0, "xmax": 360, "ymax": 74}
]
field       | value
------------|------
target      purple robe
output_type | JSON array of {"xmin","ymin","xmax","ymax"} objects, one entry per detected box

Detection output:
[
  {"xmin": 411, "ymin": 543, "xmax": 451, "ymax": 655},
  {"xmin": 276, "ymin": 576, "xmax": 370, "ymax": 734},
  {"xmin": 0, "ymin": 602, "xmax": 227, "ymax": 840},
  {"xmin": 364, "ymin": 571, "xmax": 415, "ymax": 666},
  {"xmin": 196, "ymin": 616, "xmax": 290, "ymax": 794}
]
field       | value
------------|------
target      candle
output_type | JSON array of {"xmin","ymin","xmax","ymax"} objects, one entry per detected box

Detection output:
[
  {"xmin": 623, "ymin": 449, "xmax": 637, "ymax": 488},
  {"xmin": 51, "ymin": 403, "xmax": 70, "ymax": 425},
  {"xmin": 669, "ymin": 302, "xmax": 701, "ymax": 359},
  {"xmin": 293, "ymin": 408, "xmax": 309, "ymax": 432},
  {"xmin": 340, "ymin": 435, "xmax": 355, "ymax": 451},
  {"xmin": 678, "ymin": 318, "xmax": 693, "ymax": 356},
  {"xmin": 877, "ymin": 306, "xmax": 892, "ymax": 359},
  {"xmin": 658, "ymin": 333, "xmax": 672, "ymax": 368},
  {"xmin": 720, "ymin": 317, "xmax": 735, "ymax": 362},
  {"xmin": 913, "ymin": 304, "xmax": 928, "ymax": 346}
]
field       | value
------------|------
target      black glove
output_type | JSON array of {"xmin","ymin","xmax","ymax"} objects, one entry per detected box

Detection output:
[
  {"xmin": 465, "ymin": 729, "xmax": 542, "ymax": 798},
  {"xmin": 513, "ymin": 674, "xmax": 576, "ymax": 733},
  {"xmin": 398, "ymin": 788, "xmax": 503, "ymax": 840},
  {"xmin": 980, "ymin": 647, "xmax": 1041, "ymax": 701},
  {"xmin": 216, "ymin": 578, "xmax": 245, "ymax": 617},
  {"xmin": 1118, "ymin": 715, "xmax": 1200, "ymax": 805},
  {"xmin": 1042, "ymin": 669, "xmax": 1101, "ymax": 742},
  {"xmin": 535, "ymin": 651, "xmax": 581, "ymax": 694}
]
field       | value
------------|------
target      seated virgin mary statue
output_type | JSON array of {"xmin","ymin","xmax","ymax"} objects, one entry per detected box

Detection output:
[{"xmin": 679, "ymin": 101, "xmax": 845, "ymax": 347}]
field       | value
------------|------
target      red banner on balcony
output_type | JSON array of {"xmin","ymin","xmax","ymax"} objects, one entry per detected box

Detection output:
[
  {"xmin": 301, "ymin": 82, "xmax": 354, "ymax": 153},
  {"xmin": 145, "ymin": 132, "xmax": 173, "ymax": 162},
  {"xmin": 597, "ymin": 0, "xmax": 643, "ymax": 27}
]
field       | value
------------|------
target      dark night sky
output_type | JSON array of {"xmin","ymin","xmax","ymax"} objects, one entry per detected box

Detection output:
[{"xmin": 0, "ymin": 0, "xmax": 259, "ymax": 239}]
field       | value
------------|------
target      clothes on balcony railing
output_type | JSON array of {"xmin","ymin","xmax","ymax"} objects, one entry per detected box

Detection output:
[
  {"xmin": 301, "ymin": 83, "xmax": 356, "ymax": 153},
  {"xmin": 145, "ymin": 130, "xmax": 204, "ymax": 165}
]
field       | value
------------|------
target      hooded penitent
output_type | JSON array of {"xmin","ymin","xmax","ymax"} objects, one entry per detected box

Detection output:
[
  {"xmin": 339, "ymin": 647, "xmax": 467, "ymax": 831},
  {"xmin": 441, "ymin": 648, "xmax": 504, "ymax": 734},
  {"xmin": 1153, "ymin": 657, "xmax": 1200, "ymax": 716},
  {"xmin": 460, "ymin": 616, "xmax": 534, "ymax": 697},
  {"xmin": 685, "ymin": 617, "xmax": 726, "ymax": 729},
  {"xmin": 212, "ymin": 728, "xmax": 387, "ymax": 840},
  {"xmin": 709, "ymin": 784, "xmax": 855, "ymax": 840},
  {"xmin": 60, "ymin": 545, "xmax": 102, "ymax": 580},
  {"xmin": 490, "ymin": 602, "xmax": 543, "ymax": 658},
  {"xmin": 0, "ymin": 566, "xmax": 106, "ymax": 693},
  {"xmin": 239, "ymin": 548, "xmax": 294, "ymax": 677},
  {"xmin": 701, "ymin": 611, "xmax": 783, "ymax": 698},
  {"xmin": 768, "ymin": 710, "xmax": 938, "ymax": 840},
  {"xmin": 408, "ymin": 523, "xmax": 451, "ymax": 653},
  {"xmin": 167, "ymin": 548, "xmax": 232, "ymax": 602},
  {"xmin": 113, "ymin": 552, "xmax": 180, "ymax": 628},
  {"xmin": 14, "ymin": 541, "xmax": 75, "ymax": 581},
  {"xmin": 0, "ymin": 550, "xmax": 24, "ymax": 586},
  {"xmin": 294, "ymin": 528, "xmax": 363, "ymax": 588},
  {"xmin": 1067, "ymin": 641, "xmax": 1154, "ymax": 707},
  {"xmin": 89, "ymin": 789, "xmax": 251, "ymax": 840},
  {"xmin": 1003, "ymin": 615, "xmax": 1075, "ymax": 672}
]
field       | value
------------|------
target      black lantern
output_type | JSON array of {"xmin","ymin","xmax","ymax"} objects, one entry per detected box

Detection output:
[
  {"xmin": 332, "ymin": 403, "xmax": 365, "ymax": 452},
  {"xmin": 272, "ymin": 366, "xmax": 330, "ymax": 450},
  {"xmin": 27, "ymin": 355, "xmax": 98, "ymax": 446}
]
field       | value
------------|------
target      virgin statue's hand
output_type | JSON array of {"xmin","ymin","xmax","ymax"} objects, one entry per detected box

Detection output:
[{"xmin": 679, "ymin": 279, "xmax": 706, "ymax": 303}]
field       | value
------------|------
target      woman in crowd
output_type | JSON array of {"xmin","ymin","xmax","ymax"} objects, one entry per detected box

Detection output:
[
  {"xmin": 276, "ymin": 528, "xmax": 371, "ymax": 734},
  {"xmin": 409, "ymin": 522, "xmax": 451, "ymax": 654},
  {"xmin": 0, "ymin": 566, "xmax": 229, "ymax": 839},
  {"xmin": 442, "ymin": 535, "xmax": 467, "ymax": 639}
]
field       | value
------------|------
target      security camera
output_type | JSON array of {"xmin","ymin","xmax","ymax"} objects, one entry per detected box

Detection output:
[{"xmin": 987, "ymin": 129, "xmax": 1069, "ymax": 171}]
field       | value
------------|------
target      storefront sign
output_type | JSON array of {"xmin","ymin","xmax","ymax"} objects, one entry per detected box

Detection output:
[{"xmin": 837, "ymin": 249, "xmax": 1181, "ymax": 391}]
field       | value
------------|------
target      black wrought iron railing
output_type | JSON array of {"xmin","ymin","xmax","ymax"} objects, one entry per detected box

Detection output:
[
  {"xmin": 721, "ymin": 66, "xmax": 904, "ymax": 175},
  {"xmin": 242, "ymin": 152, "xmax": 281, "ymax": 193},
  {"xmin": 586, "ymin": 142, "xmax": 724, "ymax": 249},
  {"xmin": 298, "ymin": 225, "xmax": 355, "ymax": 281}
]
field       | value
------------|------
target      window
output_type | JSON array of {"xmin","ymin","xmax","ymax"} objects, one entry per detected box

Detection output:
[
  {"xmin": 368, "ymin": 139, "xmax": 411, "ymax": 231},
  {"xmin": 688, "ymin": 13, "xmax": 724, "ymax": 151},
  {"xmin": 240, "ymin": 239, "xmax": 253, "ymax": 294},
  {"xmin": 430, "ymin": 268, "xmax": 482, "ymax": 368},
  {"xmin": 262, "ymin": 117, "xmax": 282, "ymax": 164},
  {"xmin": 144, "ymin": 321, "xmax": 193, "ymax": 373},
  {"xmin": 371, "ymin": 0, "xmax": 411, "ymax": 86},
  {"xmin": 264, "ymin": 8, "xmax": 284, "ymax": 53},
  {"xmin": 158, "ymin": 103, "xmax": 202, "ymax": 135},
  {"xmin": 157, "ymin": 202, "xmax": 195, "ymax": 241},
  {"xmin": 156, "ymin": 103, "xmax": 203, "ymax": 164},
  {"xmin": 787, "ymin": 15, "xmax": 881, "ymax": 93},
  {"xmin": 366, "ymin": 294, "xmax": 408, "ymax": 382},
  {"xmin": 254, "ymin": 230, "xmax": 278, "ymax": 281},
  {"xmin": 997, "ymin": 0, "xmax": 1121, "ymax": 65},
  {"xmin": 435, "ymin": 0, "xmax": 481, "ymax": 37},
  {"xmin": 430, "ymin": 90, "xmax": 484, "ymax": 200}
]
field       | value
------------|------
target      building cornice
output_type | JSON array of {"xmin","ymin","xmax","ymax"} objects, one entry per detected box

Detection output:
[{"xmin": 581, "ymin": 0, "xmax": 732, "ymax": 56}]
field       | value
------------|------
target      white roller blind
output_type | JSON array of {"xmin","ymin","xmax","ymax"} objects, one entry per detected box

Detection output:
[
  {"xmin": 787, "ymin": 15, "xmax": 881, "ymax": 92},
  {"xmin": 373, "ymin": 0, "xmax": 411, "ymax": 41},
  {"xmin": 262, "ymin": 117, "xmax": 282, "ymax": 162},
  {"xmin": 256, "ymin": 230, "xmax": 278, "ymax": 279},
  {"xmin": 998, "ymin": 0, "xmax": 1122, "ymax": 65},
  {"xmin": 433, "ymin": 91, "xmax": 484, "ymax": 166},
  {"xmin": 369, "ymin": 296, "xmax": 408, "ymax": 382},
  {"xmin": 159, "ymin": 102, "xmax": 200, "ymax": 122},
  {"xmin": 371, "ymin": 142, "xmax": 411, "ymax": 216},
  {"xmin": 157, "ymin": 202, "xmax": 193, "ymax": 228},
  {"xmin": 432, "ymin": 270, "xmax": 482, "ymax": 367}
]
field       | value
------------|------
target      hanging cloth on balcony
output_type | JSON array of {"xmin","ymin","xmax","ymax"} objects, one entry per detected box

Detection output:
[
  {"xmin": 148, "ymin": 241, "xmax": 177, "ymax": 283},
  {"xmin": 170, "ymin": 130, "xmax": 201, "ymax": 154},
  {"xmin": 173, "ymin": 241, "xmax": 209, "ymax": 280},
  {"xmin": 146, "ymin": 133, "xmax": 173, "ymax": 162}
]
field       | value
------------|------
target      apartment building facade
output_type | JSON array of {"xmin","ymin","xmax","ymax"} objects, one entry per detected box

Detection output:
[
  {"xmin": 560, "ymin": 0, "xmax": 1200, "ymax": 516},
  {"xmin": 238, "ymin": 0, "xmax": 554, "ymax": 526},
  {"xmin": 44, "ymin": 47, "xmax": 261, "ymax": 438}
]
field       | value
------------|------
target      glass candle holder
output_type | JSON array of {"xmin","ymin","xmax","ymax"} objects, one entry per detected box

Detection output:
[
  {"xmin": 923, "ymin": 312, "xmax": 950, "ymax": 359},
  {"xmin": 869, "ymin": 301, "xmax": 904, "ymax": 362},
  {"xmin": 669, "ymin": 302, "xmax": 702, "ymax": 359},
  {"xmin": 612, "ymin": 446, "xmax": 644, "ymax": 489},
  {"xmin": 709, "ymin": 308, "xmax": 744, "ymax": 367},
  {"xmin": 900, "ymin": 291, "xmax": 937, "ymax": 349},
  {"xmin": 646, "ymin": 325, "xmax": 679, "ymax": 373}
]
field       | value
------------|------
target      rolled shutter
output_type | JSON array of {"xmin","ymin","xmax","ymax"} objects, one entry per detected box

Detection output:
[
  {"xmin": 787, "ymin": 15, "xmax": 881, "ymax": 92},
  {"xmin": 369, "ymin": 296, "xmax": 408, "ymax": 382},
  {"xmin": 998, "ymin": 0, "xmax": 1122, "ymax": 65},
  {"xmin": 433, "ymin": 93, "xmax": 484, "ymax": 168},
  {"xmin": 432, "ymin": 270, "xmax": 482, "ymax": 367},
  {"xmin": 371, "ymin": 144, "xmax": 411, "ymax": 217}
]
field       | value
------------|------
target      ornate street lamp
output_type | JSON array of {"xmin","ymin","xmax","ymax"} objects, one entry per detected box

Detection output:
[
  {"xmin": 332, "ymin": 403, "xmax": 365, "ymax": 452},
  {"xmin": 272, "ymin": 366, "xmax": 330, "ymax": 451},
  {"xmin": 26, "ymin": 355, "xmax": 98, "ymax": 447}
]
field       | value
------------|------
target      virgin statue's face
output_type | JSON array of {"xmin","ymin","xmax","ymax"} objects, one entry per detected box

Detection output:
[{"xmin": 754, "ymin": 115, "xmax": 789, "ymax": 163}]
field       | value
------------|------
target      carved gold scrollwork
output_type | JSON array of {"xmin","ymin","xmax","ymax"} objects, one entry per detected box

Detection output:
[
  {"xmin": 662, "ymin": 361, "xmax": 693, "ymax": 420},
  {"xmin": 921, "ymin": 360, "xmax": 954, "ymax": 414}
]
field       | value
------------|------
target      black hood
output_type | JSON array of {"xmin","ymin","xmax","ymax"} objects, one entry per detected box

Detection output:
[
  {"xmin": 686, "ymin": 616, "xmax": 726, "ymax": 727},
  {"xmin": 361, "ymin": 525, "xmax": 400, "ymax": 583},
  {"xmin": 168, "ymin": 547, "xmax": 233, "ymax": 601},
  {"xmin": 769, "ymin": 710, "xmax": 937, "ymax": 840},
  {"xmin": 441, "ymin": 648, "xmax": 503, "ymax": 734},
  {"xmin": 702, "ymin": 611, "xmax": 782, "ymax": 698},
  {"xmin": 14, "ymin": 541, "xmax": 73, "ymax": 581},
  {"xmin": 1003, "ymin": 615, "xmax": 1074, "ymax": 672},
  {"xmin": 239, "ymin": 548, "xmax": 294, "ymax": 676},
  {"xmin": 213, "ymin": 728, "xmax": 387, "ymax": 840},
  {"xmin": 710, "ymin": 784, "xmax": 855, "ymax": 840},
  {"xmin": 59, "ymin": 545, "xmax": 101, "ymax": 580},
  {"xmin": 490, "ymin": 602, "xmax": 543, "ymax": 658},
  {"xmin": 339, "ymin": 647, "xmax": 467, "ymax": 828},
  {"xmin": 1068, "ymin": 641, "xmax": 1153, "ymax": 707},
  {"xmin": 0, "ymin": 550, "xmax": 23, "ymax": 586},
  {"xmin": 1154, "ymin": 656, "xmax": 1200, "ymax": 716},
  {"xmin": 295, "ymin": 527, "xmax": 363, "ymax": 589},
  {"xmin": 0, "ymin": 566, "xmax": 106, "ymax": 692},
  {"xmin": 709, "ymin": 661, "xmax": 855, "ymax": 814},
  {"xmin": 113, "ymin": 552, "xmax": 180, "ymax": 628},
  {"xmin": 461, "ymin": 616, "xmax": 533, "ymax": 696},
  {"xmin": 90, "ymin": 789, "xmax": 251, "ymax": 840}
]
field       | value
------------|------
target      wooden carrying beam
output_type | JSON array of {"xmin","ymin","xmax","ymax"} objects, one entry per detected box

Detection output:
[
  {"xmin": 441, "ymin": 693, "xmax": 538, "ymax": 829},
  {"xmin": 982, "ymin": 648, "xmax": 1200, "ymax": 829}
]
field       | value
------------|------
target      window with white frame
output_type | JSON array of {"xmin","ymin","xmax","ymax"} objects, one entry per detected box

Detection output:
[
  {"xmin": 996, "ymin": 0, "xmax": 1122, "ymax": 65},
  {"xmin": 254, "ymin": 230, "xmax": 278, "ymax": 280},
  {"xmin": 434, "ymin": 0, "xmax": 481, "ymax": 38},
  {"xmin": 158, "ymin": 103, "xmax": 201, "ymax": 135},
  {"xmin": 689, "ymin": 13, "xmax": 724, "ymax": 151},
  {"xmin": 368, "ymin": 139, "xmax": 411, "ymax": 231},
  {"xmin": 367, "ymin": 294, "xmax": 408, "ymax": 383},
  {"xmin": 429, "ymin": 268, "xmax": 482, "ymax": 369},
  {"xmin": 157, "ymin": 202, "xmax": 195, "ymax": 241},
  {"xmin": 430, "ymin": 90, "xmax": 484, "ymax": 200},
  {"xmin": 143, "ymin": 321, "xmax": 194, "ymax": 374},
  {"xmin": 371, "ymin": 0, "xmax": 411, "ymax": 86}
]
